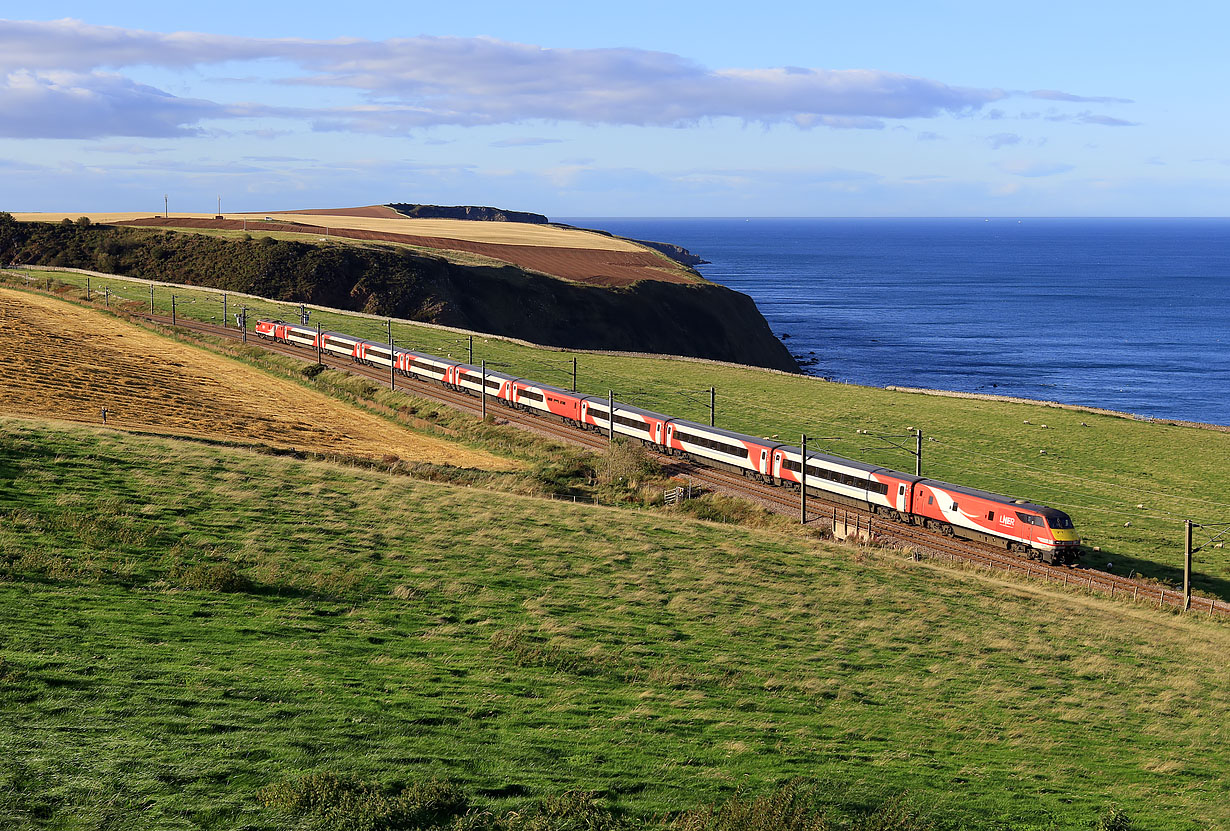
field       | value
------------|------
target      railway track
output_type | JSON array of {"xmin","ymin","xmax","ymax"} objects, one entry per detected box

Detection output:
[{"xmin": 142, "ymin": 310, "xmax": 1230, "ymax": 618}]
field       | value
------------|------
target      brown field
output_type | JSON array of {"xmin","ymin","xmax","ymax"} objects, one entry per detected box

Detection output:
[
  {"xmin": 10, "ymin": 208, "xmax": 696, "ymax": 286},
  {"xmin": 11, "ymin": 207, "xmax": 638, "ymax": 250},
  {"xmin": 0, "ymin": 288, "xmax": 517, "ymax": 470}
]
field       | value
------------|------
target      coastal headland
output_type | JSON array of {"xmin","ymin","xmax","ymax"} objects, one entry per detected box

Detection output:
[{"xmin": 3, "ymin": 206, "xmax": 798, "ymax": 373}]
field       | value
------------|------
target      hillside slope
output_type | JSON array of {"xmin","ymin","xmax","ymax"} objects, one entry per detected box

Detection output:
[
  {"xmin": 0, "ymin": 288, "xmax": 514, "ymax": 470},
  {"xmin": 2, "ymin": 419, "xmax": 1227, "ymax": 830}
]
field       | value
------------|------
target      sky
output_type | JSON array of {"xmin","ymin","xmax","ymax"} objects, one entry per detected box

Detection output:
[{"xmin": 1, "ymin": 2, "xmax": 1227, "ymax": 217}]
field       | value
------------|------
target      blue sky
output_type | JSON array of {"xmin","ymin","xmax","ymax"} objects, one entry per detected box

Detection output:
[{"xmin": 2, "ymin": 2, "xmax": 1226, "ymax": 217}]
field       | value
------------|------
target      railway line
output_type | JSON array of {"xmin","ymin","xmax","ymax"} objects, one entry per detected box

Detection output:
[{"xmin": 140, "ymin": 309, "xmax": 1230, "ymax": 618}]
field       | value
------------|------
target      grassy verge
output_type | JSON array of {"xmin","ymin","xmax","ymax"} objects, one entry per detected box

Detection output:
[
  {"xmin": 1, "ymin": 417, "xmax": 1227, "ymax": 830},
  {"xmin": 7, "ymin": 270, "xmax": 1229, "ymax": 599}
]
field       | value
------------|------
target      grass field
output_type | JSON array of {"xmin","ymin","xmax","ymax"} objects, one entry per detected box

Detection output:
[
  {"xmin": 9, "ymin": 270, "xmax": 1229, "ymax": 602},
  {"xmin": 2, "ymin": 417, "xmax": 1229, "ymax": 830},
  {"xmin": 0, "ymin": 287, "xmax": 515, "ymax": 471}
]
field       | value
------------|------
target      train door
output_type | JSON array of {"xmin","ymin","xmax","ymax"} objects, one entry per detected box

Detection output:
[
  {"xmin": 773, "ymin": 451, "xmax": 783, "ymax": 479},
  {"xmin": 666, "ymin": 424, "xmax": 674, "ymax": 447},
  {"xmin": 759, "ymin": 448, "xmax": 768, "ymax": 474},
  {"xmin": 897, "ymin": 483, "xmax": 908, "ymax": 512},
  {"xmin": 655, "ymin": 422, "xmax": 662, "ymax": 445}
]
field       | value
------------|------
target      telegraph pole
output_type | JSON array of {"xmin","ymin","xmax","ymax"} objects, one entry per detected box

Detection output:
[
  {"xmin": 572, "ymin": 357, "xmax": 577, "ymax": 393},
  {"xmin": 240, "ymin": 306, "xmax": 247, "ymax": 343},
  {"xmin": 85, "ymin": 277, "xmax": 90, "ymax": 300},
  {"xmin": 316, "ymin": 320, "xmax": 322, "ymax": 365},
  {"xmin": 915, "ymin": 428, "xmax": 923, "ymax": 477},
  {"xmin": 104, "ymin": 286, "xmax": 109, "ymax": 308},
  {"xmin": 222, "ymin": 293, "xmax": 227, "ymax": 328},
  {"xmin": 800, "ymin": 433, "xmax": 808, "ymax": 524},
  {"xmin": 608, "ymin": 390, "xmax": 614, "ymax": 446},
  {"xmin": 149, "ymin": 282, "xmax": 154, "ymax": 313},
  {"xmin": 171, "ymin": 294, "xmax": 176, "ymax": 326},
  {"xmin": 387, "ymin": 319, "xmax": 395, "ymax": 391},
  {"xmin": 710, "ymin": 387, "xmax": 716, "ymax": 427},
  {"xmin": 467, "ymin": 335, "xmax": 473, "ymax": 365},
  {"xmin": 481, "ymin": 359, "xmax": 487, "ymax": 421},
  {"xmin": 1185, "ymin": 520, "xmax": 1193, "ymax": 611}
]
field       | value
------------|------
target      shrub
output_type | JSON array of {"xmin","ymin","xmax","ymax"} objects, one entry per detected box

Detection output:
[
  {"xmin": 597, "ymin": 439, "xmax": 659, "ymax": 490},
  {"xmin": 172, "ymin": 561, "xmax": 251, "ymax": 593},
  {"xmin": 260, "ymin": 772, "xmax": 468, "ymax": 831},
  {"xmin": 449, "ymin": 791, "xmax": 624, "ymax": 831},
  {"xmin": 1094, "ymin": 806, "xmax": 1134, "ymax": 831},
  {"xmin": 669, "ymin": 780, "xmax": 828, "ymax": 831}
]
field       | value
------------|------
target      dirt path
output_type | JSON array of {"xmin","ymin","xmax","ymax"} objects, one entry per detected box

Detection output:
[{"xmin": 0, "ymin": 289, "xmax": 517, "ymax": 470}]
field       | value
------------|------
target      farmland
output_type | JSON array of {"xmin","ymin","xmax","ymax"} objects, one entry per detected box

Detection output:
[
  {"xmin": 9, "ymin": 268, "xmax": 1230, "ymax": 601},
  {"xmin": 2, "ymin": 281, "xmax": 1229, "ymax": 830},
  {"xmin": 0, "ymin": 287, "xmax": 516, "ymax": 471},
  {"xmin": 9, "ymin": 208, "xmax": 697, "ymax": 287},
  {"xmin": 2, "ymin": 417, "xmax": 1228, "ymax": 830}
]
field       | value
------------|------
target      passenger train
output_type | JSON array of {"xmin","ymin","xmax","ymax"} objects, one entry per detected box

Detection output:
[{"xmin": 256, "ymin": 319, "xmax": 1082, "ymax": 564}]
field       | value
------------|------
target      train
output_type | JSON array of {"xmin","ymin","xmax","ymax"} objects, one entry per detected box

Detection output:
[{"xmin": 256, "ymin": 318, "xmax": 1082, "ymax": 564}]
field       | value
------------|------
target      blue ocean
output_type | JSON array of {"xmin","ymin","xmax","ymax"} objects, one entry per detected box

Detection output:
[{"xmin": 566, "ymin": 218, "xmax": 1230, "ymax": 427}]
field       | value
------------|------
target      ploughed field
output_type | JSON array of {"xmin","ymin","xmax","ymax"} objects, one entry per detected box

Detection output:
[
  {"xmin": 0, "ymin": 288, "xmax": 515, "ymax": 470},
  {"xmin": 11, "ymin": 207, "xmax": 696, "ymax": 287}
]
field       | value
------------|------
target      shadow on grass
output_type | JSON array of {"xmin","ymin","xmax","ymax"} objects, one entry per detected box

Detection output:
[{"xmin": 1078, "ymin": 547, "xmax": 1230, "ymax": 604}]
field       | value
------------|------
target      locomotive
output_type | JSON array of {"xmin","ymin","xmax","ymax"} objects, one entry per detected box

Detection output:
[{"xmin": 256, "ymin": 319, "xmax": 1081, "ymax": 564}]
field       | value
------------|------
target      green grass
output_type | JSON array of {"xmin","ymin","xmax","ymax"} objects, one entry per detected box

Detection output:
[
  {"xmin": 1, "ymin": 417, "xmax": 1227, "ymax": 830},
  {"xmin": 9, "ymin": 270, "xmax": 1230, "ymax": 601}
]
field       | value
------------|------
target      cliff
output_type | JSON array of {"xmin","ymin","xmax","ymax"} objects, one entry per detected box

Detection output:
[{"xmin": 0, "ymin": 217, "xmax": 798, "ymax": 372}]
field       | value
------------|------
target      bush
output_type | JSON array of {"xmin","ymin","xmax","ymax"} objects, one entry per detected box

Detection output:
[
  {"xmin": 450, "ymin": 791, "xmax": 624, "ymax": 831},
  {"xmin": 261, "ymin": 772, "xmax": 468, "ymax": 831},
  {"xmin": 669, "ymin": 780, "xmax": 828, "ymax": 831},
  {"xmin": 171, "ymin": 561, "xmax": 251, "ymax": 593},
  {"xmin": 1094, "ymin": 806, "xmax": 1134, "ymax": 831},
  {"xmin": 597, "ymin": 439, "xmax": 658, "ymax": 490},
  {"xmin": 669, "ymin": 782, "xmax": 936, "ymax": 831}
]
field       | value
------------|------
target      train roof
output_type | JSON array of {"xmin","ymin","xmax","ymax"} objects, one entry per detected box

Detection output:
[
  {"xmin": 452, "ymin": 361, "xmax": 518, "ymax": 381},
  {"xmin": 668, "ymin": 418, "xmax": 786, "ymax": 447},
  {"xmin": 583, "ymin": 398, "xmax": 672, "ymax": 420},
  {"xmin": 776, "ymin": 444, "xmax": 897, "ymax": 477},
  {"xmin": 919, "ymin": 478, "xmax": 1055, "ymax": 514}
]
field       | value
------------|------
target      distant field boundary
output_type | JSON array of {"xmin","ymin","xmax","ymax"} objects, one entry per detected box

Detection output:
[
  {"xmin": 885, "ymin": 385, "xmax": 1230, "ymax": 434},
  {"xmin": 11, "ymin": 265, "xmax": 1229, "ymax": 434}
]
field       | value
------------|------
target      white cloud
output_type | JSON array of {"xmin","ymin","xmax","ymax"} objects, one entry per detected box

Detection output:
[
  {"xmin": 998, "ymin": 159, "xmax": 1074, "ymax": 178},
  {"xmin": 1028, "ymin": 89, "xmax": 1133, "ymax": 104},
  {"xmin": 0, "ymin": 69, "xmax": 224, "ymax": 138},
  {"xmin": 0, "ymin": 19, "xmax": 1013, "ymax": 138},
  {"xmin": 987, "ymin": 132, "xmax": 1022, "ymax": 149},
  {"xmin": 490, "ymin": 137, "xmax": 564, "ymax": 148}
]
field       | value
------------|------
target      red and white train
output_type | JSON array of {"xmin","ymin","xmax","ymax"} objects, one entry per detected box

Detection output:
[{"xmin": 257, "ymin": 319, "xmax": 1082, "ymax": 563}]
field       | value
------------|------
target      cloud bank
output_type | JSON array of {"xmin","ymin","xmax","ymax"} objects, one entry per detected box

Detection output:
[{"xmin": 0, "ymin": 18, "xmax": 1018, "ymax": 138}]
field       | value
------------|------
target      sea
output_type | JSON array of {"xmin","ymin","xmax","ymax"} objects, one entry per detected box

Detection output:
[{"xmin": 564, "ymin": 218, "xmax": 1230, "ymax": 427}]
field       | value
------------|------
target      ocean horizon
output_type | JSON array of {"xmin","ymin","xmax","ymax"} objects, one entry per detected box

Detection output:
[{"xmin": 565, "ymin": 217, "xmax": 1230, "ymax": 427}]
